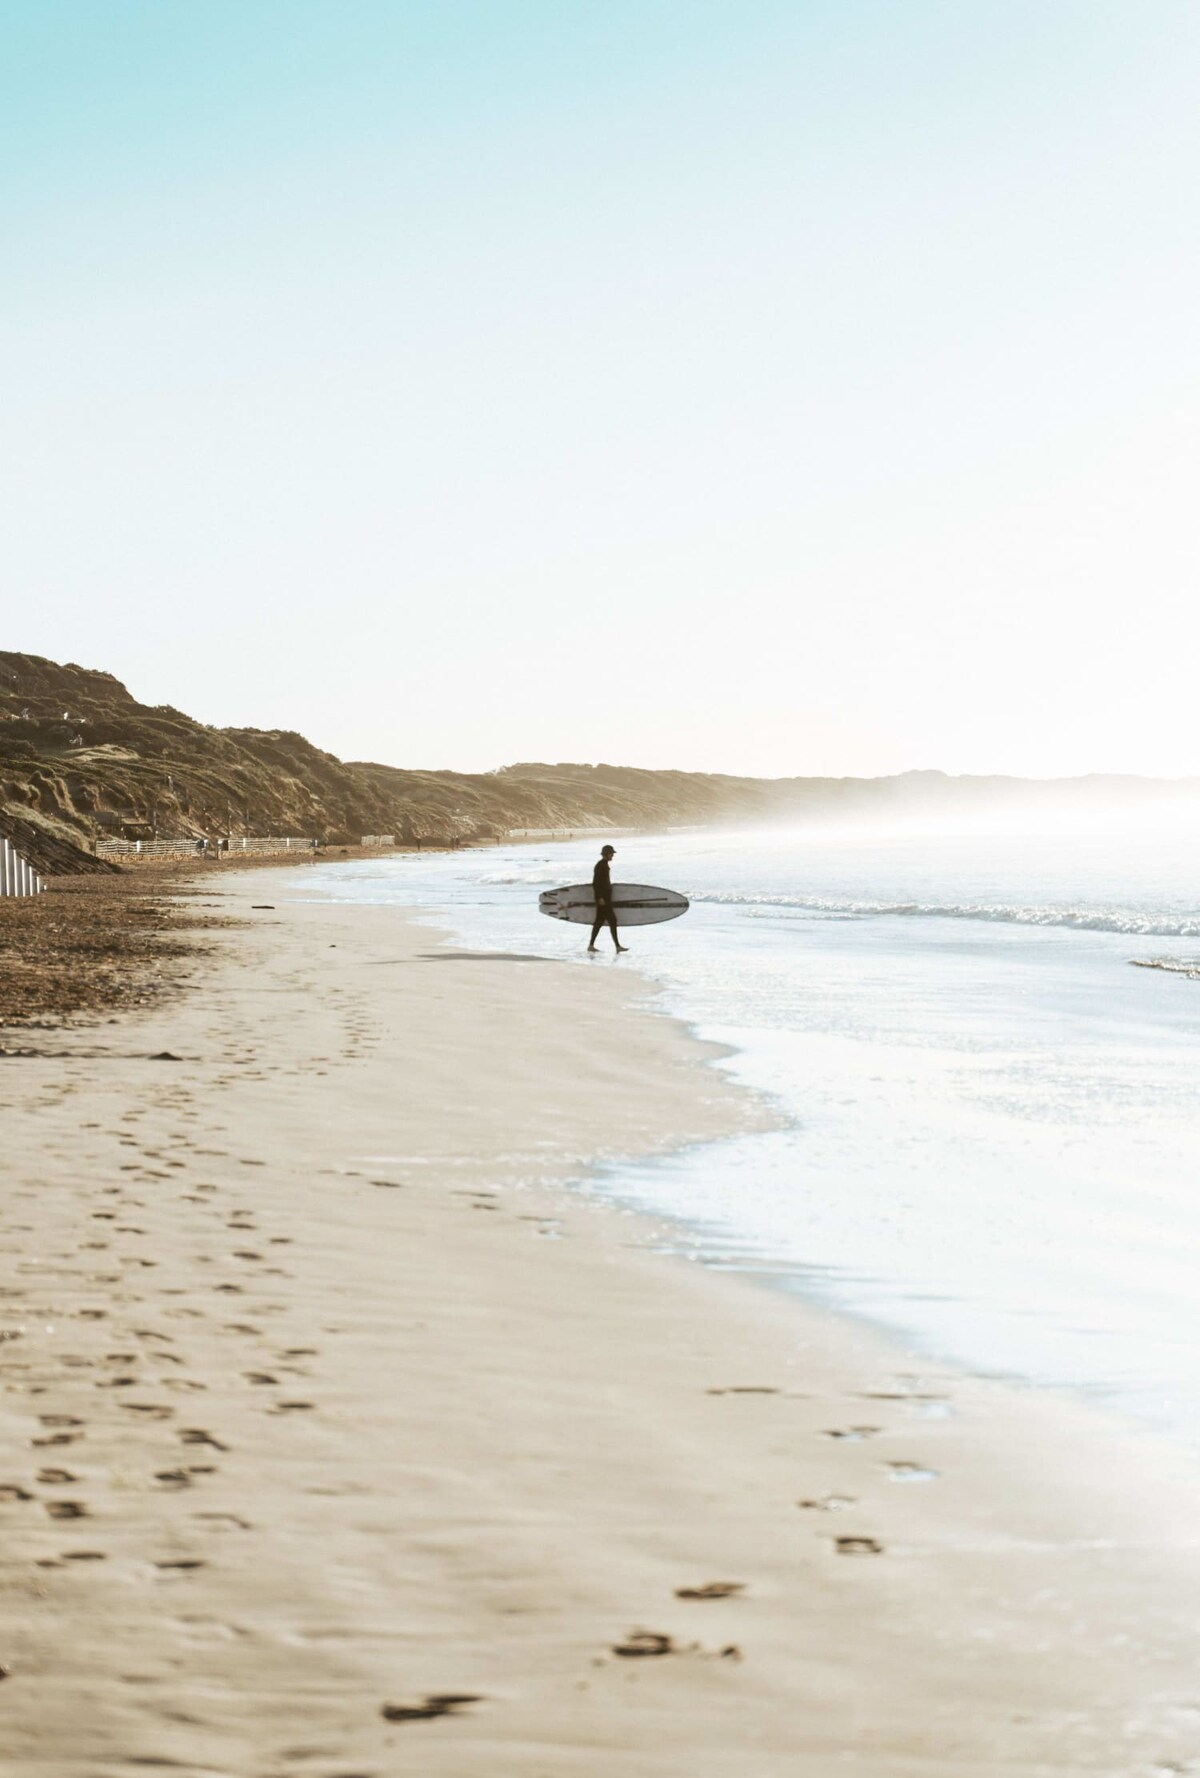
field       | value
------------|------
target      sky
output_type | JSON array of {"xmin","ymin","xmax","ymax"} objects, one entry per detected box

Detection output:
[{"xmin": 2, "ymin": 1, "xmax": 1198, "ymax": 779}]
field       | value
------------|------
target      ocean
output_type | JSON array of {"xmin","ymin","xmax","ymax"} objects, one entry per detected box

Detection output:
[{"xmin": 307, "ymin": 822, "xmax": 1200, "ymax": 1451}]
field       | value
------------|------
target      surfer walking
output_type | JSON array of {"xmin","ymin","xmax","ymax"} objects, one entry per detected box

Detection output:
[{"xmin": 588, "ymin": 844, "xmax": 628, "ymax": 954}]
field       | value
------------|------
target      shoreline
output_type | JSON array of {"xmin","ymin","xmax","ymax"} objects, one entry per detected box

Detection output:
[{"xmin": 3, "ymin": 864, "xmax": 1200, "ymax": 1773}]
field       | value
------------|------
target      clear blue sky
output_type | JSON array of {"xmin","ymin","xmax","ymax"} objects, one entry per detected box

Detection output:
[{"xmin": 4, "ymin": 2, "xmax": 1197, "ymax": 776}]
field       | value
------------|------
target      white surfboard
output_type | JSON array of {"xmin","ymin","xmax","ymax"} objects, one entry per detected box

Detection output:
[{"xmin": 538, "ymin": 883, "xmax": 689, "ymax": 928}]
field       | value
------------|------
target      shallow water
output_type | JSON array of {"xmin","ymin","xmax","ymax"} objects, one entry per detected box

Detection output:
[{"xmin": 305, "ymin": 823, "xmax": 1200, "ymax": 1450}]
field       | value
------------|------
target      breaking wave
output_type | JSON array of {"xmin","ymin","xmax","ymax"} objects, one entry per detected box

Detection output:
[
  {"xmin": 477, "ymin": 866, "xmax": 565, "ymax": 886},
  {"xmin": 690, "ymin": 893, "xmax": 1200, "ymax": 938}
]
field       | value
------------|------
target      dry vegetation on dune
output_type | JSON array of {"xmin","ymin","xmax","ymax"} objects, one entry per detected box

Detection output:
[
  {"xmin": 2, "ymin": 651, "xmax": 731, "ymax": 847},
  {"xmin": 1, "ymin": 653, "xmax": 422, "ymax": 848}
]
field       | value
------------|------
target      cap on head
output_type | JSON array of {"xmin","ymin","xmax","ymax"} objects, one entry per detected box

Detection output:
[{"xmin": 601, "ymin": 844, "xmax": 615, "ymax": 856}]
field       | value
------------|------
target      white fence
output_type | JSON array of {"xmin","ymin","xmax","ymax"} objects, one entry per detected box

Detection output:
[
  {"xmin": 95, "ymin": 836, "xmax": 318, "ymax": 860},
  {"xmin": 1, "ymin": 836, "xmax": 45, "ymax": 898},
  {"xmin": 94, "ymin": 838, "xmax": 195, "ymax": 859},
  {"xmin": 361, "ymin": 834, "xmax": 397, "ymax": 847}
]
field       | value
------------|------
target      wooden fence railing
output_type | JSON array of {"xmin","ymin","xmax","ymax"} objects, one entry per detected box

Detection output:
[{"xmin": 1, "ymin": 836, "xmax": 45, "ymax": 897}]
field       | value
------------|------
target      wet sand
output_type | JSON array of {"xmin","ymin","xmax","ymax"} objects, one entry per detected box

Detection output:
[{"xmin": 2, "ymin": 867, "xmax": 1200, "ymax": 1775}]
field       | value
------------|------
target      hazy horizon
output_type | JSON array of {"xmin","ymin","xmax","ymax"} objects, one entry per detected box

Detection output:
[{"xmin": 5, "ymin": 3, "xmax": 1198, "ymax": 779}]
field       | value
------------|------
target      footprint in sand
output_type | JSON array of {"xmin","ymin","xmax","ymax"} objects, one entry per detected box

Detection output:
[
  {"xmin": 887, "ymin": 1461, "xmax": 939, "ymax": 1483},
  {"xmin": 45, "ymin": 1500, "xmax": 88, "ymax": 1520},
  {"xmin": 860, "ymin": 1390, "xmax": 947, "ymax": 1404},
  {"xmin": 381, "ymin": 1693, "xmax": 482, "ymax": 1721},
  {"xmin": 179, "ymin": 1429, "xmax": 228, "ymax": 1452},
  {"xmin": 820, "ymin": 1426, "xmax": 882, "ymax": 1441},
  {"xmin": 798, "ymin": 1495, "xmax": 857, "ymax": 1511},
  {"xmin": 0, "ymin": 1484, "xmax": 34, "ymax": 1502},
  {"xmin": 37, "ymin": 1468, "xmax": 77, "ymax": 1485},
  {"xmin": 609, "ymin": 1631, "xmax": 739, "ymax": 1661},
  {"xmin": 834, "ymin": 1536, "xmax": 884, "ymax": 1556},
  {"xmin": 675, "ymin": 1581, "xmax": 745, "ymax": 1600},
  {"xmin": 613, "ymin": 1631, "xmax": 674, "ymax": 1657}
]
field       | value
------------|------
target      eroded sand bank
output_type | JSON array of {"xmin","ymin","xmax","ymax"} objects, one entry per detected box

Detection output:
[{"xmin": 2, "ymin": 868, "xmax": 1199, "ymax": 1776}]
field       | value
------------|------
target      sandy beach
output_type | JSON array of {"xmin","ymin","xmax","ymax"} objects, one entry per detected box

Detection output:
[{"xmin": 3, "ymin": 865, "xmax": 1200, "ymax": 1777}]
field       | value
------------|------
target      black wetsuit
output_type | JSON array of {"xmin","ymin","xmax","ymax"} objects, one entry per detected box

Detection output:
[{"xmin": 590, "ymin": 857, "xmax": 619, "ymax": 948}]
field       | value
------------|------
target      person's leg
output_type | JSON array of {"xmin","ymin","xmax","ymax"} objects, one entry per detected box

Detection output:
[
  {"xmin": 608, "ymin": 910, "xmax": 626, "ymax": 951},
  {"xmin": 588, "ymin": 915, "xmax": 603, "ymax": 951}
]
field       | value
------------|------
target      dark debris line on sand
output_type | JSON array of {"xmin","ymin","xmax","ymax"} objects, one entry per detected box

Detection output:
[{"xmin": 0, "ymin": 867, "xmax": 217, "ymax": 1025}]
